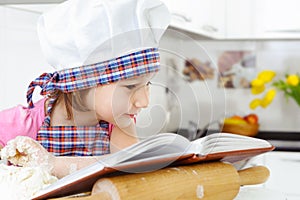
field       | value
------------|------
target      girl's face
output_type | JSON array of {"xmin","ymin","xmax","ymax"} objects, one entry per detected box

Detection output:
[{"xmin": 93, "ymin": 73, "xmax": 154, "ymax": 128}]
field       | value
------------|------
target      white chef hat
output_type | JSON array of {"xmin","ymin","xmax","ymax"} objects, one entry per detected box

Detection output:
[{"xmin": 37, "ymin": 0, "xmax": 170, "ymax": 70}]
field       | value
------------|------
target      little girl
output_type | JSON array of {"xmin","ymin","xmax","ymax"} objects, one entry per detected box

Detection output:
[{"xmin": 0, "ymin": 0, "xmax": 170, "ymax": 178}]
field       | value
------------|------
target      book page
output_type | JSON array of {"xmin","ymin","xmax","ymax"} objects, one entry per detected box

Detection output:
[
  {"xmin": 190, "ymin": 133, "xmax": 272, "ymax": 155},
  {"xmin": 122, "ymin": 133, "xmax": 191, "ymax": 163},
  {"xmin": 99, "ymin": 133, "xmax": 191, "ymax": 166}
]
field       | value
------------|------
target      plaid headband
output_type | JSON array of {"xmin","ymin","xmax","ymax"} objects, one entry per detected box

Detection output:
[{"xmin": 27, "ymin": 48, "xmax": 160, "ymax": 108}]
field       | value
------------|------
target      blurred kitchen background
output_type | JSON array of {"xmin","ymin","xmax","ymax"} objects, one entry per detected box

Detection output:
[
  {"xmin": 1, "ymin": 0, "xmax": 300, "ymax": 133},
  {"xmin": 1, "ymin": 0, "xmax": 300, "ymax": 199}
]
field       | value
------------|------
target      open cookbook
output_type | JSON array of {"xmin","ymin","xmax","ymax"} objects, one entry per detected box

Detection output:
[{"xmin": 32, "ymin": 132, "xmax": 274, "ymax": 199}]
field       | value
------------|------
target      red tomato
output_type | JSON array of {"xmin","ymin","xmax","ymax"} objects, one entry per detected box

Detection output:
[{"xmin": 244, "ymin": 114, "xmax": 259, "ymax": 124}]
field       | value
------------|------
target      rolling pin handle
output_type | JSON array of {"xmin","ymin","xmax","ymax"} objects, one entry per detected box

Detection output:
[{"xmin": 238, "ymin": 166, "xmax": 270, "ymax": 186}]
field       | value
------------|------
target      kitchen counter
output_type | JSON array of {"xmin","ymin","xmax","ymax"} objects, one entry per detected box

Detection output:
[
  {"xmin": 235, "ymin": 187, "xmax": 287, "ymax": 200},
  {"xmin": 237, "ymin": 151, "xmax": 300, "ymax": 200}
]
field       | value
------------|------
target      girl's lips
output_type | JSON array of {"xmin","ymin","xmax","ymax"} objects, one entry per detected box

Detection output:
[{"xmin": 127, "ymin": 114, "xmax": 136, "ymax": 118}]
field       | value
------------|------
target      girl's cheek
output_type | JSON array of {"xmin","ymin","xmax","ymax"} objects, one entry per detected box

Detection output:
[
  {"xmin": 112, "ymin": 89, "xmax": 132, "ymax": 106},
  {"xmin": 111, "ymin": 100, "xmax": 129, "ymax": 117}
]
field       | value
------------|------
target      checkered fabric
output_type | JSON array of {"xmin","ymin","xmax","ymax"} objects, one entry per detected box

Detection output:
[
  {"xmin": 27, "ymin": 48, "xmax": 160, "ymax": 108},
  {"xmin": 37, "ymin": 121, "xmax": 110, "ymax": 156}
]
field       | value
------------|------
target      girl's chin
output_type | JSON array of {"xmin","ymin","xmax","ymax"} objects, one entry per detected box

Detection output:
[{"xmin": 114, "ymin": 115, "xmax": 133, "ymax": 128}]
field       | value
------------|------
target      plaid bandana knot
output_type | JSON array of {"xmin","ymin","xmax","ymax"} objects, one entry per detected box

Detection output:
[{"xmin": 27, "ymin": 72, "xmax": 59, "ymax": 108}]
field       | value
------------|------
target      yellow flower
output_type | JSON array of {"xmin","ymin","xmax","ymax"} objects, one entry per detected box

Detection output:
[
  {"xmin": 258, "ymin": 70, "xmax": 276, "ymax": 83},
  {"xmin": 249, "ymin": 99, "xmax": 261, "ymax": 110},
  {"xmin": 250, "ymin": 70, "xmax": 300, "ymax": 109},
  {"xmin": 286, "ymin": 74, "xmax": 299, "ymax": 86},
  {"xmin": 251, "ymin": 78, "xmax": 264, "ymax": 87},
  {"xmin": 251, "ymin": 86, "xmax": 265, "ymax": 94},
  {"xmin": 251, "ymin": 85, "xmax": 265, "ymax": 95},
  {"xmin": 260, "ymin": 89, "xmax": 276, "ymax": 108},
  {"xmin": 251, "ymin": 79, "xmax": 265, "ymax": 94}
]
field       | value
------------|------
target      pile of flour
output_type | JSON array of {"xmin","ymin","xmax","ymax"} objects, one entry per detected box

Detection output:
[
  {"xmin": 0, "ymin": 162, "xmax": 57, "ymax": 200},
  {"xmin": 0, "ymin": 136, "xmax": 58, "ymax": 200}
]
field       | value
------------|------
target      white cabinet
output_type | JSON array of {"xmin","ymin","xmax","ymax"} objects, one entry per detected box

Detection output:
[
  {"xmin": 256, "ymin": 0, "xmax": 300, "ymax": 39},
  {"xmin": 161, "ymin": 0, "xmax": 225, "ymax": 39},
  {"xmin": 226, "ymin": 0, "xmax": 300, "ymax": 39},
  {"xmin": 163, "ymin": 0, "xmax": 300, "ymax": 39},
  {"xmin": 225, "ymin": 0, "xmax": 259, "ymax": 39}
]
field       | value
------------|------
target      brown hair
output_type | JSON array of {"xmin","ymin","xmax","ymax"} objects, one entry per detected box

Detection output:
[{"xmin": 50, "ymin": 89, "xmax": 90, "ymax": 120}]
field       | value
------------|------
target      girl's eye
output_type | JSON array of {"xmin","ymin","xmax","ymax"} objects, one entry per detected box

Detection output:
[
  {"xmin": 125, "ymin": 85, "xmax": 136, "ymax": 90},
  {"xmin": 125, "ymin": 82, "xmax": 151, "ymax": 90}
]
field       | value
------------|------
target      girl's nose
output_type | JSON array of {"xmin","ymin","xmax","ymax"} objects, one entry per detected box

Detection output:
[{"xmin": 132, "ymin": 86, "xmax": 150, "ymax": 108}]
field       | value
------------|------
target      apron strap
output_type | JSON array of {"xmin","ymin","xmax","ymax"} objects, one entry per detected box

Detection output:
[{"xmin": 43, "ymin": 96, "xmax": 58, "ymax": 126}]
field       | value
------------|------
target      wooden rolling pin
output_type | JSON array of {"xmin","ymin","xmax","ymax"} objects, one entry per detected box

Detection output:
[{"xmin": 51, "ymin": 162, "xmax": 269, "ymax": 200}]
